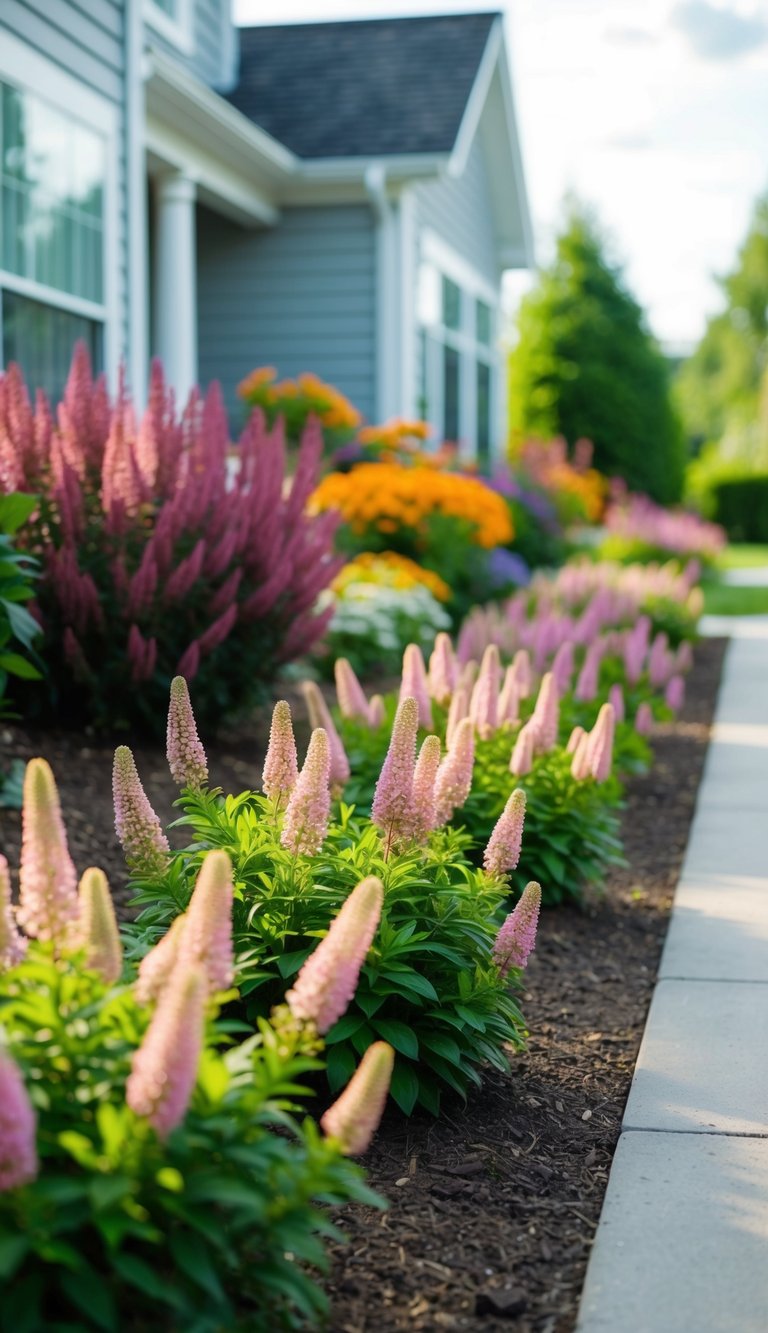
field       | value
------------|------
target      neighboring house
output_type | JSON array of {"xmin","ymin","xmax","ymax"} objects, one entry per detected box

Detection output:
[{"xmin": 0, "ymin": 4, "xmax": 533, "ymax": 461}]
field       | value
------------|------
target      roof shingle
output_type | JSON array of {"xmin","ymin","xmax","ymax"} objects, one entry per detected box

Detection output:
[{"xmin": 227, "ymin": 12, "xmax": 499, "ymax": 160}]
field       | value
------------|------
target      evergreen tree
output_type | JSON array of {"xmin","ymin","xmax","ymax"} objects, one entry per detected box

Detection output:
[{"xmin": 509, "ymin": 204, "xmax": 684, "ymax": 503}]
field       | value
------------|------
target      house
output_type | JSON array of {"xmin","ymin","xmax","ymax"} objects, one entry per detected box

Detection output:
[{"xmin": 0, "ymin": 4, "xmax": 533, "ymax": 461}]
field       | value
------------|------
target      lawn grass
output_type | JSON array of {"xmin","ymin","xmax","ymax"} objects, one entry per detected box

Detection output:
[
  {"xmin": 702, "ymin": 582, "xmax": 768, "ymax": 616},
  {"xmin": 717, "ymin": 544, "xmax": 768, "ymax": 570}
]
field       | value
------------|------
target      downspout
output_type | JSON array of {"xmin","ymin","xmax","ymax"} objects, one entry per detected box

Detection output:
[
  {"xmin": 364, "ymin": 162, "xmax": 397, "ymax": 422},
  {"xmin": 125, "ymin": 0, "xmax": 148, "ymax": 405}
]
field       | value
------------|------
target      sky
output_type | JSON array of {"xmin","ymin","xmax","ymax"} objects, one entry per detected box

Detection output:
[{"xmin": 233, "ymin": 0, "xmax": 768, "ymax": 350}]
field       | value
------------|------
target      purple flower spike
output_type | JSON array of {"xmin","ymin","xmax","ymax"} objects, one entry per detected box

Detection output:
[
  {"xmin": 470, "ymin": 644, "xmax": 501, "ymax": 739},
  {"xmin": 493, "ymin": 882, "xmax": 542, "ymax": 978},
  {"xmin": 400, "ymin": 643, "xmax": 433, "ymax": 730},
  {"xmin": 17, "ymin": 758, "xmax": 79, "ymax": 944},
  {"xmin": 335, "ymin": 657, "xmax": 371, "ymax": 723},
  {"xmin": 281, "ymin": 728, "xmax": 332, "ymax": 855},
  {"xmin": 113, "ymin": 747, "xmax": 170, "ymax": 874},
  {"xmin": 434, "ymin": 717, "xmax": 475, "ymax": 827},
  {"xmin": 635, "ymin": 700, "xmax": 654, "ymax": 736},
  {"xmin": 286, "ymin": 876, "xmax": 384, "ymax": 1033},
  {"xmin": 509, "ymin": 720, "xmax": 537, "ymax": 777},
  {"xmin": 484, "ymin": 788, "xmax": 527, "ymax": 878},
  {"xmin": 410, "ymin": 734, "xmax": 442, "ymax": 843},
  {"xmin": 135, "ymin": 914, "xmax": 187, "ymax": 1005},
  {"xmin": 0, "ymin": 1054, "xmax": 38, "ymax": 1190},
  {"xmin": 167, "ymin": 676, "xmax": 208, "ymax": 790},
  {"xmin": 77, "ymin": 867, "xmax": 122, "ymax": 985},
  {"xmin": 176, "ymin": 850, "xmax": 234, "ymax": 995},
  {"xmin": 301, "ymin": 680, "xmax": 350, "ymax": 792},
  {"xmin": 127, "ymin": 964, "xmax": 206, "ymax": 1140},
  {"xmin": 428, "ymin": 632, "xmax": 457, "ymax": 705},
  {"xmin": 371, "ymin": 697, "xmax": 419, "ymax": 849},
  {"xmin": 262, "ymin": 701, "xmax": 299, "ymax": 807}
]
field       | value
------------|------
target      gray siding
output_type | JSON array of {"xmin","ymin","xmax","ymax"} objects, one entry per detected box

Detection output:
[
  {"xmin": 413, "ymin": 134, "xmax": 499, "ymax": 288},
  {"xmin": 0, "ymin": 0, "xmax": 129, "ymax": 366},
  {"xmin": 197, "ymin": 203, "xmax": 377, "ymax": 426},
  {"xmin": 145, "ymin": 0, "xmax": 236, "ymax": 91}
]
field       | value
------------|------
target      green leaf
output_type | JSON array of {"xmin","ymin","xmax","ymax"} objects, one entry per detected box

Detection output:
[
  {"xmin": 0, "ymin": 493, "xmax": 36, "ymax": 533},
  {"xmin": 0, "ymin": 651, "xmax": 40, "ymax": 679},
  {"xmin": 0, "ymin": 1234, "xmax": 29, "ymax": 1279},
  {"xmin": 59, "ymin": 1268, "xmax": 117, "ymax": 1331},
  {"xmin": 372, "ymin": 1018, "xmax": 419, "ymax": 1059},
  {"xmin": 169, "ymin": 1229, "xmax": 227, "ymax": 1304},
  {"xmin": 419, "ymin": 1031, "xmax": 463, "ymax": 1066},
  {"xmin": 388, "ymin": 1060, "xmax": 419, "ymax": 1115},
  {"xmin": 325, "ymin": 1042, "xmax": 357, "ymax": 1092},
  {"xmin": 88, "ymin": 1175, "xmax": 131, "ymax": 1214},
  {"xmin": 379, "ymin": 968, "xmax": 439, "ymax": 1001},
  {"xmin": 3, "ymin": 601, "xmax": 40, "ymax": 649},
  {"xmin": 324, "ymin": 1012, "xmax": 368, "ymax": 1045},
  {"xmin": 112, "ymin": 1253, "xmax": 184, "ymax": 1306}
]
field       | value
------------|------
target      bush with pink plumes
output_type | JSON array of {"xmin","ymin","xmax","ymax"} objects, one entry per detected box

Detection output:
[
  {"xmin": 0, "ymin": 345, "xmax": 342, "ymax": 732},
  {"xmin": 599, "ymin": 490, "xmax": 726, "ymax": 567},
  {"xmin": 0, "ymin": 758, "xmax": 392, "ymax": 1331}
]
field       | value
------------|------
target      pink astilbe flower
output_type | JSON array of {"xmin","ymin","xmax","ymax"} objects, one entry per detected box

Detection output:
[
  {"xmin": 0, "ymin": 856, "xmax": 26, "ymax": 970},
  {"xmin": 635, "ymin": 700, "xmax": 654, "ymax": 736},
  {"xmin": 371, "ymin": 697, "xmax": 418, "ymax": 848},
  {"xmin": 575, "ymin": 641, "xmax": 602, "ymax": 702},
  {"xmin": 400, "ymin": 644, "xmax": 433, "ymax": 730},
  {"xmin": 492, "ymin": 881, "xmax": 542, "ymax": 978},
  {"xmin": 509, "ymin": 720, "xmax": 537, "ymax": 777},
  {"xmin": 676, "ymin": 641, "xmax": 694, "ymax": 673},
  {"xmin": 286, "ymin": 876, "xmax": 384, "ymax": 1033},
  {"xmin": 281, "ymin": 728, "xmax": 331, "ymax": 855},
  {"xmin": 484, "ymin": 788, "xmax": 527, "ymax": 878},
  {"xmin": 301, "ymin": 680, "xmax": 350, "ymax": 791},
  {"xmin": 649, "ymin": 632, "xmax": 671, "ymax": 688},
  {"xmin": 445, "ymin": 686, "xmax": 469, "ymax": 749},
  {"xmin": 428, "ymin": 631, "xmax": 457, "ymax": 705},
  {"xmin": 586, "ymin": 703, "xmax": 616, "ymax": 783},
  {"xmin": 570, "ymin": 731, "xmax": 592, "ymax": 781},
  {"xmin": 135, "ymin": 914, "xmax": 187, "ymax": 1005},
  {"xmin": 530, "ymin": 672, "xmax": 559, "ymax": 752},
  {"xmin": 261, "ymin": 700, "xmax": 299, "ymax": 806},
  {"xmin": 368, "ymin": 694, "xmax": 386, "ymax": 728},
  {"xmin": 17, "ymin": 758, "xmax": 79, "ymax": 943},
  {"xmin": 511, "ymin": 649, "xmax": 532, "ymax": 698},
  {"xmin": 320, "ymin": 1040, "xmax": 394, "ymax": 1155},
  {"xmin": 77, "ymin": 868, "xmax": 122, "ymax": 985},
  {"xmin": 167, "ymin": 676, "xmax": 208, "ymax": 789},
  {"xmin": 410, "ymin": 734, "xmax": 441, "ymax": 843},
  {"xmin": 551, "ymin": 640, "xmax": 574, "ymax": 693},
  {"xmin": 497, "ymin": 665, "xmax": 520, "ymax": 727},
  {"xmin": 433, "ymin": 717, "xmax": 475, "ymax": 827},
  {"xmin": 0, "ymin": 1054, "xmax": 38, "ymax": 1190},
  {"xmin": 176, "ymin": 850, "xmax": 234, "ymax": 994},
  {"xmin": 666, "ymin": 674, "xmax": 685, "ymax": 712},
  {"xmin": 457, "ymin": 659, "xmax": 478, "ymax": 694},
  {"xmin": 470, "ymin": 644, "xmax": 501, "ymax": 739},
  {"xmin": 126, "ymin": 964, "xmax": 206, "ymax": 1139},
  {"xmin": 566, "ymin": 725, "xmax": 587, "ymax": 755},
  {"xmin": 113, "ymin": 747, "xmax": 170, "ymax": 873},
  {"xmin": 608, "ymin": 682, "xmax": 625, "ymax": 725},
  {"xmin": 335, "ymin": 657, "xmax": 371, "ymax": 723}
]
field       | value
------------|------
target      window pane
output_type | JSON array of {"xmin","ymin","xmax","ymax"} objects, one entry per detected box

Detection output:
[
  {"xmin": 153, "ymin": 0, "xmax": 178, "ymax": 14},
  {"xmin": 477, "ymin": 361, "xmax": 492, "ymax": 467},
  {"xmin": 442, "ymin": 275, "xmax": 461, "ymax": 331},
  {"xmin": 2, "ymin": 288, "xmax": 103, "ymax": 402},
  {"xmin": 443, "ymin": 344, "xmax": 460, "ymax": 441},
  {"xmin": 476, "ymin": 299, "xmax": 492, "ymax": 346}
]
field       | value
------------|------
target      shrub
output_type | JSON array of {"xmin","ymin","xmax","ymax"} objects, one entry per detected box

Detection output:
[
  {"xmin": 0, "ymin": 347, "xmax": 342, "ymax": 733},
  {"xmin": 0, "ymin": 761, "xmax": 390, "ymax": 1332},
  {"xmin": 712, "ymin": 475, "xmax": 768, "ymax": 543},
  {"xmin": 238, "ymin": 366, "xmax": 361, "ymax": 449},
  {"xmin": 0, "ymin": 492, "xmax": 41, "ymax": 716},
  {"xmin": 599, "ymin": 491, "xmax": 726, "ymax": 565}
]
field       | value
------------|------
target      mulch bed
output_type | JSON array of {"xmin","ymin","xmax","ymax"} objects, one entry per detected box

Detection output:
[{"xmin": 0, "ymin": 638, "xmax": 727, "ymax": 1331}]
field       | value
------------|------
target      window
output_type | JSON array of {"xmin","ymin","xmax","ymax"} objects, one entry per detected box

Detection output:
[
  {"xmin": 0, "ymin": 78, "xmax": 107, "ymax": 402},
  {"xmin": 145, "ymin": 0, "xmax": 194, "ymax": 53}
]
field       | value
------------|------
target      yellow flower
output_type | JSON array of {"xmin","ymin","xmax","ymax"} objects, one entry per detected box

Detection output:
[{"xmin": 332, "ymin": 551, "xmax": 452, "ymax": 601}]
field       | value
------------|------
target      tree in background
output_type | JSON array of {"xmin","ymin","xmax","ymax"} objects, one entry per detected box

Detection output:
[{"xmin": 509, "ymin": 203, "xmax": 684, "ymax": 504}]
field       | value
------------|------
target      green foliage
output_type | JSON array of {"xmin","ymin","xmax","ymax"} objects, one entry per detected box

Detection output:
[
  {"xmin": 711, "ymin": 475, "xmax": 768, "ymax": 543},
  {"xmin": 509, "ymin": 203, "xmax": 684, "ymax": 502},
  {"xmin": 0, "ymin": 945, "xmax": 380, "ymax": 1333},
  {"xmin": 129, "ymin": 797, "xmax": 529, "ymax": 1117},
  {"xmin": 0, "ymin": 492, "xmax": 42, "ymax": 718}
]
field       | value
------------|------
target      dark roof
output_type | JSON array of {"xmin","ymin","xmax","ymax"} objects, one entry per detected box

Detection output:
[{"xmin": 227, "ymin": 12, "xmax": 499, "ymax": 160}]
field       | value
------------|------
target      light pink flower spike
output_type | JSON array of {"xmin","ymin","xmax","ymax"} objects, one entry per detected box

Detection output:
[
  {"xmin": 0, "ymin": 1054, "xmax": 38, "ymax": 1190},
  {"xmin": 587, "ymin": 703, "xmax": 616, "ymax": 783},
  {"xmin": 484, "ymin": 788, "xmax": 527, "ymax": 877},
  {"xmin": 113, "ymin": 746, "xmax": 170, "ymax": 874},
  {"xmin": 281, "ymin": 728, "xmax": 332, "ymax": 855},
  {"xmin": 321, "ymin": 1041, "xmax": 394, "ymax": 1155},
  {"xmin": 410, "ymin": 734, "xmax": 442, "ymax": 843},
  {"xmin": 470, "ymin": 644, "xmax": 501, "ymax": 739},
  {"xmin": 635, "ymin": 701, "xmax": 653, "ymax": 736},
  {"xmin": 530, "ymin": 672, "xmax": 559, "ymax": 752},
  {"xmin": 176, "ymin": 850, "xmax": 234, "ymax": 994},
  {"xmin": 509, "ymin": 721, "xmax": 537, "ymax": 777},
  {"xmin": 371, "ymin": 697, "xmax": 419, "ymax": 847},
  {"xmin": 261, "ymin": 700, "xmax": 299, "ymax": 806},
  {"xmin": 497, "ymin": 666, "xmax": 520, "ymax": 727},
  {"xmin": 445, "ymin": 686, "xmax": 469, "ymax": 749},
  {"xmin": 511, "ymin": 649, "xmax": 532, "ymax": 698},
  {"xmin": 433, "ymin": 717, "xmax": 475, "ymax": 826},
  {"xmin": 566, "ymin": 725, "xmax": 586, "ymax": 755},
  {"xmin": 135, "ymin": 914, "xmax": 187, "ymax": 1005},
  {"xmin": 167, "ymin": 676, "xmax": 208, "ymax": 789},
  {"xmin": 0, "ymin": 855, "xmax": 27, "ymax": 969},
  {"xmin": 334, "ymin": 657, "xmax": 371, "ymax": 723},
  {"xmin": 301, "ymin": 680, "xmax": 350, "ymax": 791},
  {"xmin": 570, "ymin": 731, "xmax": 592, "ymax": 780},
  {"xmin": 428, "ymin": 632, "xmax": 457, "ymax": 705},
  {"xmin": 665, "ymin": 674, "xmax": 685, "ymax": 712},
  {"xmin": 608, "ymin": 682, "xmax": 625, "ymax": 725},
  {"xmin": 127, "ymin": 964, "xmax": 206, "ymax": 1139},
  {"xmin": 17, "ymin": 758, "xmax": 79, "ymax": 943},
  {"xmin": 400, "ymin": 643, "xmax": 433, "ymax": 730},
  {"xmin": 493, "ymin": 882, "xmax": 542, "ymax": 978},
  {"xmin": 368, "ymin": 694, "xmax": 386, "ymax": 729},
  {"xmin": 286, "ymin": 876, "xmax": 384, "ymax": 1033},
  {"xmin": 77, "ymin": 868, "xmax": 122, "ymax": 984}
]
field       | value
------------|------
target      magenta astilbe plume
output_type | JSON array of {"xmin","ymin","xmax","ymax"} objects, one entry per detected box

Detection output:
[
  {"xmin": 434, "ymin": 717, "xmax": 475, "ymax": 827},
  {"xmin": 135, "ymin": 914, "xmax": 187, "ymax": 1005},
  {"xmin": 492, "ymin": 882, "xmax": 542, "ymax": 978},
  {"xmin": 470, "ymin": 644, "xmax": 501, "ymax": 739},
  {"xmin": 484, "ymin": 788, "xmax": 526, "ymax": 878},
  {"xmin": 428, "ymin": 632, "xmax": 457, "ymax": 705},
  {"xmin": 113, "ymin": 747, "xmax": 170, "ymax": 873},
  {"xmin": 286, "ymin": 876, "xmax": 384, "ymax": 1033},
  {"xmin": 586, "ymin": 703, "xmax": 616, "ymax": 783},
  {"xmin": 511, "ymin": 649, "xmax": 532, "ymax": 698},
  {"xmin": 321, "ymin": 1041, "xmax": 394, "ymax": 1155},
  {"xmin": 410, "ymin": 734, "xmax": 442, "ymax": 843},
  {"xmin": 400, "ymin": 643, "xmax": 433, "ymax": 730},
  {"xmin": 509, "ymin": 720, "xmax": 537, "ymax": 777},
  {"xmin": 371, "ymin": 697, "xmax": 418, "ymax": 847},
  {"xmin": 77, "ymin": 868, "xmax": 122, "ymax": 985},
  {"xmin": 281, "ymin": 728, "xmax": 331, "ymax": 855},
  {"xmin": 666, "ymin": 674, "xmax": 685, "ymax": 712},
  {"xmin": 368, "ymin": 694, "xmax": 386, "ymax": 729},
  {"xmin": 0, "ymin": 1054, "xmax": 38, "ymax": 1190},
  {"xmin": 261, "ymin": 700, "xmax": 299, "ymax": 807},
  {"xmin": 445, "ymin": 686, "xmax": 469, "ymax": 749},
  {"xmin": 301, "ymin": 680, "xmax": 350, "ymax": 791},
  {"xmin": 551, "ymin": 640, "xmax": 574, "ymax": 693},
  {"xmin": 635, "ymin": 700, "xmax": 653, "ymax": 736},
  {"xmin": 649, "ymin": 632, "xmax": 671, "ymax": 688},
  {"xmin": 497, "ymin": 666, "xmax": 520, "ymax": 727},
  {"xmin": 566, "ymin": 725, "xmax": 587, "ymax": 755},
  {"xmin": 126, "ymin": 964, "xmax": 206, "ymax": 1139},
  {"xmin": 0, "ymin": 855, "xmax": 26, "ymax": 970},
  {"xmin": 17, "ymin": 758, "xmax": 79, "ymax": 944},
  {"xmin": 176, "ymin": 850, "xmax": 234, "ymax": 994},
  {"xmin": 575, "ymin": 641, "xmax": 602, "ymax": 702},
  {"xmin": 608, "ymin": 682, "xmax": 625, "ymax": 725},
  {"xmin": 167, "ymin": 676, "xmax": 208, "ymax": 789},
  {"xmin": 530, "ymin": 672, "xmax": 559, "ymax": 752},
  {"xmin": 335, "ymin": 657, "xmax": 371, "ymax": 723}
]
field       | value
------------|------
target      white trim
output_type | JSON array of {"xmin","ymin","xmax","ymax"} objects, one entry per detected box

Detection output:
[
  {"xmin": 450, "ymin": 18, "xmax": 503, "ymax": 180},
  {"xmin": 398, "ymin": 187, "xmax": 417, "ymax": 419},
  {"xmin": 144, "ymin": 0, "xmax": 194, "ymax": 57},
  {"xmin": 494, "ymin": 34, "xmax": 535, "ymax": 268},
  {"xmin": 126, "ymin": 0, "xmax": 149, "ymax": 405},
  {"xmin": 364, "ymin": 163, "xmax": 399, "ymax": 422},
  {"xmin": 421, "ymin": 229, "xmax": 498, "ymax": 307},
  {"xmin": 0, "ymin": 29, "xmax": 121, "ymax": 388},
  {"xmin": 0, "ymin": 271, "xmax": 106, "ymax": 323}
]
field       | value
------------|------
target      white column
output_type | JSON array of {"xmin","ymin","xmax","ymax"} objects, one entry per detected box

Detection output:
[{"xmin": 155, "ymin": 170, "xmax": 197, "ymax": 404}]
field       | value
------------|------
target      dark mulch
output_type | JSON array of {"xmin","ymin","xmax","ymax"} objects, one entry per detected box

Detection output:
[{"xmin": 0, "ymin": 639, "xmax": 727, "ymax": 1332}]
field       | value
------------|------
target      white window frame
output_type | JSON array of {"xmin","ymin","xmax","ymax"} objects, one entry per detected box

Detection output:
[
  {"xmin": 144, "ymin": 0, "xmax": 195, "ymax": 57},
  {"xmin": 417, "ymin": 228, "xmax": 499, "ymax": 461},
  {"xmin": 0, "ymin": 31, "xmax": 120, "ymax": 388}
]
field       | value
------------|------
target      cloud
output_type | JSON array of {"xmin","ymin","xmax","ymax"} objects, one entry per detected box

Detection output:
[
  {"xmin": 671, "ymin": 2, "xmax": 768, "ymax": 60},
  {"xmin": 605, "ymin": 24, "xmax": 657, "ymax": 46},
  {"xmin": 604, "ymin": 132, "xmax": 654, "ymax": 151}
]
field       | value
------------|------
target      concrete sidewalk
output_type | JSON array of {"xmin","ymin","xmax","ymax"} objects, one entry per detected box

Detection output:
[{"xmin": 576, "ymin": 629, "xmax": 768, "ymax": 1333}]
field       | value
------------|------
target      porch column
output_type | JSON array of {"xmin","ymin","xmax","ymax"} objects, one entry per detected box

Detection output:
[{"xmin": 155, "ymin": 170, "xmax": 197, "ymax": 403}]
